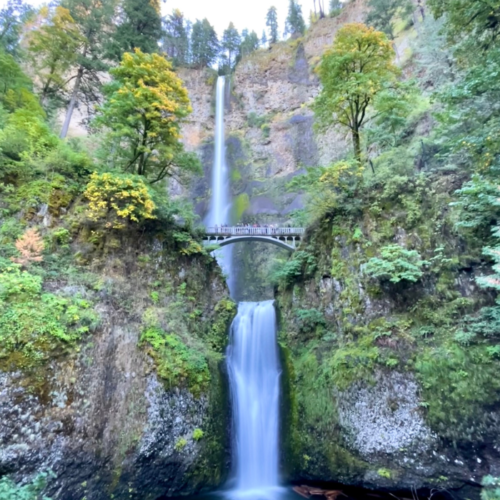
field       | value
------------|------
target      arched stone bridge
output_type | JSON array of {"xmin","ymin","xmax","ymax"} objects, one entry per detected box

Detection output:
[{"xmin": 204, "ymin": 227, "xmax": 305, "ymax": 251}]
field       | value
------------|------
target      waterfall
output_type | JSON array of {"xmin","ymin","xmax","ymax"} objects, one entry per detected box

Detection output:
[
  {"xmin": 205, "ymin": 76, "xmax": 234, "ymax": 292},
  {"xmin": 226, "ymin": 301, "xmax": 282, "ymax": 499}
]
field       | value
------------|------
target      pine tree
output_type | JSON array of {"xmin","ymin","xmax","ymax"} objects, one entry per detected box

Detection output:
[
  {"xmin": 285, "ymin": 0, "xmax": 306, "ymax": 37},
  {"xmin": 59, "ymin": 0, "xmax": 116, "ymax": 138},
  {"xmin": 266, "ymin": 6, "xmax": 279, "ymax": 44},
  {"xmin": 366, "ymin": 0, "xmax": 413, "ymax": 40},
  {"xmin": 240, "ymin": 29, "xmax": 260, "ymax": 58},
  {"xmin": 261, "ymin": 29, "xmax": 268, "ymax": 46},
  {"xmin": 190, "ymin": 18, "xmax": 219, "ymax": 68},
  {"xmin": 220, "ymin": 22, "xmax": 240, "ymax": 72},
  {"xmin": 0, "ymin": 0, "xmax": 33, "ymax": 56},
  {"xmin": 107, "ymin": 0, "xmax": 162, "ymax": 61},
  {"xmin": 163, "ymin": 9, "xmax": 189, "ymax": 67},
  {"xmin": 329, "ymin": 0, "xmax": 343, "ymax": 16}
]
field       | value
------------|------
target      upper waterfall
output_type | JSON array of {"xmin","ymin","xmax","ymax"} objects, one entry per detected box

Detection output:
[{"xmin": 205, "ymin": 76, "xmax": 231, "ymax": 228}]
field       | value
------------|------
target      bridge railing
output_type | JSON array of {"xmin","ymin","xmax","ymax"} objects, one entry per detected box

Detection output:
[{"xmin": 205, "ymin": 226, "xmax": 305, "ymax": 236}]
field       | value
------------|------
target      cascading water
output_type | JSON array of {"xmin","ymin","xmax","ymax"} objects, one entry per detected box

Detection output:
[
  {"xmin": 226, "ymin": 301, "xmax": 282, "ymax": 500},
  {"xmin": 206, "ymin": 77, "xmax": 282, "ymax": 500},
  {"xmin": 205, "ymin": 76, "xmax": 234, "ymax": 292}
]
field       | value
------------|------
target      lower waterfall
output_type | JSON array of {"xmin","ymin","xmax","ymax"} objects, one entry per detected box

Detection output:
[{"xmin": 226, "ymin": 301, "xmax": 282, "ymax": 499}]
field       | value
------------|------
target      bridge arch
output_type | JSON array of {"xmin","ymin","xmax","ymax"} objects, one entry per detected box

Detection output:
[{"xmin": 213, "ymin": 235, "xmax": 295, "ymax": 252}]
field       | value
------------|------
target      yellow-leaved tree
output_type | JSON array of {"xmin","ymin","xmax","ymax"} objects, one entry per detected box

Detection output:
[{"xmin": 95, "ymin": 49, "xmax": 201, "ymax": 184}]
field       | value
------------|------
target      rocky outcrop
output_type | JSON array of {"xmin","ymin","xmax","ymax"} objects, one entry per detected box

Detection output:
[{"xmin": 0, "ymin": 230, "xmax": 234, "ymax": 500}]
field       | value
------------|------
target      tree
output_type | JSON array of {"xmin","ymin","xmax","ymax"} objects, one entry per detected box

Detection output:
[
  {"xmin": 0, "ymin": 0, "xmax": 33, "ymax": 56},
  {"xmin": 163, "ymin": 9, "xmax": 189, "ymax": 67},
  {"xmin": 190, "ymin": 18, "xmax": 219, "ymax": 68},
  {"xmin": 366, "ymin": 0, "xmax": 413, "ymax": 40},
  {"xmin": 266, "ymin": 6, "xmax": 279, "ymax": 44},
  {"xmin": 58, "ymin": 0, "xmax": 115, "ymax": 139},
  {"xmin": 11, "ymin": 228, "xmax": 44, "ymax": 267},
  {"xmin": 106, "ymin": 0, "xmax": 162, "ymax": 62},
  {"xmin": 240, "ymin": 29, "xmax": 260, "ymax": 58},
  {"xmin": 285, "ymin": 0, "xmax": 306, "ymax": 38},
  {"xmin": 26, "ymin": 6, "xmax": 82, "ymax": 108},
  {"xmin": 261, "ymin": 29, "xmax": 267, "ymax": 46},
  {"xmin": 220, "ymin": 22, "xmax": 240, "ymax": 71},
  {"xmin": 95, "ymin": 49, "xmax": 200, "ymax": 184},
  {"xmin": 312, "ymin": 23, "xmax": 400, "ymax": 162},
  {"xmin": 329, "ymin": 0, "xmax": 343, "ymax": 16}
]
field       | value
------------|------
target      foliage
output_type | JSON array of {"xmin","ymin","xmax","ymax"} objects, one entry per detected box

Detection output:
[
  {"xmin": 266, "ymin": 6, "xmax": 279, "ymax": 44},
  {"xmin": 296, "ymin": 308, "xmax": 326, "ymax": 333},
  {"xmin": 26, "ymin": 6, "xmax": 82, "ymax": 108},
  {"xmin": 175, "ymin": 437, "xmax": 187, "ymax": 451},
  {"xmin": 106, "ymin": 0, "xmax": 162, "ymax": 62},
  {"xmin": 482, "ymin": 476, "xmax": 500, "ymax": 500},
  {"xmin": 285, "ymin": 0, "xmax": 306, "ymax": 37},
  {"xmin": 163, "ymin": 9, "xmax": 190, "ymax": 67},
  {"xmin": 191, "ymin": 18, "xmax": 219, "ymax": 68},
  {"xmin": 95, "ymin": 49, "xmax": 200, "ymax": 184},
  {"xmin": 0, "ymin": 266, "xmax": 98, "ymax": 370},
  {"xmin": 140, "ymin": 326, "xmax": 211, "ymax": 395},
  {"xmin": 11, "ymin": 228, "xmax": 44, "ymax": 267},
  {"xmin": 0, "ymin": 0, "xmax": 33, "ymax": 56},
  {"xmin": 239, "ymin": 29, "xmax": 260, "ymax": 59},
  {"xmin": 84, "ymin": 172, "xmax": 156, "ymax": 229},
  {"xmin": 193, "ymin": 428, "xmax": 204, "ymax": 440},
  {"xmin": 329, "ymin": 0, "xmax": 343, "ymax": 17},
  {"xmin": 0, "ymin": 472, "xmax": 54, "ymax": 500},
  {"xmin": 271, "ymin": 250, "xmax": 316, "ymax": 287},
  {"xmin": 366, "ymin": 0, "xmax": 413, "ymax": 40},
  {"xmin": 58, "ymin": 0, "xmax": 116, "ymax": 138},
  {"xmin": 363, "ymin": 244, "xmax": 429, "ymax": 283},
  {"xmin": 287, "ymin": 160, "xmax": 364, "ymax": 220},
  {"xmin": 313, "ymin": 23, "xmax": 402, "ymax": 162},
  {"xmin": 220, "ymin": 22, "xmax": 240, "ymax": 72}
]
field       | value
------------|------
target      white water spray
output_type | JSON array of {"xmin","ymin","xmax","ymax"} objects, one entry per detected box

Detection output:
[{"xmin": 226, "ymin": 301, "xmax": 282, "ymax": 500}]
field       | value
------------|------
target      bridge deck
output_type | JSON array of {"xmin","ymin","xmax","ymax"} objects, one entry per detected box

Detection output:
[{"xmin": 205, "ymin": 227, "xmax": 305, "ymax": 237}]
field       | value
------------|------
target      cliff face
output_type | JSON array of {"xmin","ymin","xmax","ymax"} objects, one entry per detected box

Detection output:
[{"xmin": 0, "ymin": 215, "xmax": 235, "ymax": 499}]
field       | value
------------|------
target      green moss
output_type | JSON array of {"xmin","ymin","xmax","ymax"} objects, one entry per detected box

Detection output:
[
  {"xmin": 377, "ymin": 468, "xmax": 393, "ymax": 479},
  {"xmin": 233, "ymin": 193, "xmax": 250, "ymax": 221}
]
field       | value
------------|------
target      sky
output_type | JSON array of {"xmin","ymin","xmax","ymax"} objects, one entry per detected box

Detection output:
[{"xmin": 12, "ymin": 0, "xmax": 334, "ymax": 39}]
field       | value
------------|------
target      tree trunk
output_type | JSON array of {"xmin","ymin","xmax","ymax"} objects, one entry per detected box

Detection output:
[
  {"xmin": 60, "ymin": 66, "xmax": 83, "ymax": 139},
  {"xmin": 352, "ymin": 127, "xmax": 362, "ymax": 164}
]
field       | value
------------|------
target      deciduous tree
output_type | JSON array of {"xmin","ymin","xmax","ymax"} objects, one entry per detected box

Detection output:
[
  {"xmin": 11, "ymin": 228, "xmax": 44, "ymax": 267},
  {"xmin": 26, "ymin": 6, "xmax": 82, "ymax": 108},
  {"xmin": 0, "ymin": 0, "xmax": 33, "ymax": 56},
  {"xmin": 58, "ymin": 0, "xmax": 115, "ymax": 139},
  {"xmin": 95, "ymin": 49, "xmax": 200, "ymax": 184},
  {"xmin": 312, "ymin": 23, "xmax": 400, "ymax": 162}
]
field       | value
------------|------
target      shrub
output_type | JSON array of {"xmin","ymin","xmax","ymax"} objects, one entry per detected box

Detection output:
[
  {"xmin": 84, "ymin": 172, "xmax": 156, "ymax": 229},
  {"xmin": 482, "ymin": 476, "xmax": 500, "ymax": 500},
  {"xmin": 11, "ymin": 228, "xmax": 44, "ymax": 267},
  {"xmin": 0, "ymin": 472, "xmax": 54, "ymax": 500},
  {"xmin": 296, "ymin": 308, "xmax": 326, "ymax": 333},
  {"xmin": 192, "ymin": 428, "xmax": 204, "ymax": 440},
  {"xmin": 363, "ymin": 244, "xmax": 429, "ymax": 283}
]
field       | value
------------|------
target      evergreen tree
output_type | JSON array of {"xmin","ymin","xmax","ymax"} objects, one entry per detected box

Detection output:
[
  {"xmin": 59, "ymin": 0, "xmax": 116, "ymax": 138},
  {"xmin": 220, "ymin": 22, "xmax": 240, "ymax": 71},
  {"xmin": 240, "ymin": 29, "xmax": 260, "ymax": 58},
  {"xmin": 107, "ymin": 0, "xmax": 162, "ymax": 62},
  {"xmin": 366, "ymin": 0, "xmax": 413, "ymax": 40},
  {"xmin": 329, "ymin": 0, "xmax": 343, "ymax": 16},
  {"xmin": 163, "ymin": 9, "xmax": 189, "ymax": 67},
  {"xmin": 190, "ymin": 18, "xmax": 219, "ymax": 68},
  {"xmin": 0, "ymin": 0, "xmax": 33, "ymax": 56},
  {"xmin": 285, "ymin": 0, "xmax": 306, "ymax": 37},
  {"xmin": 266, "ymin": 6, "xmax": 279, "ymax": 44},
  {"xmin": 261, "ymin": 29, "xmax": 267, "ymax": 46}
]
